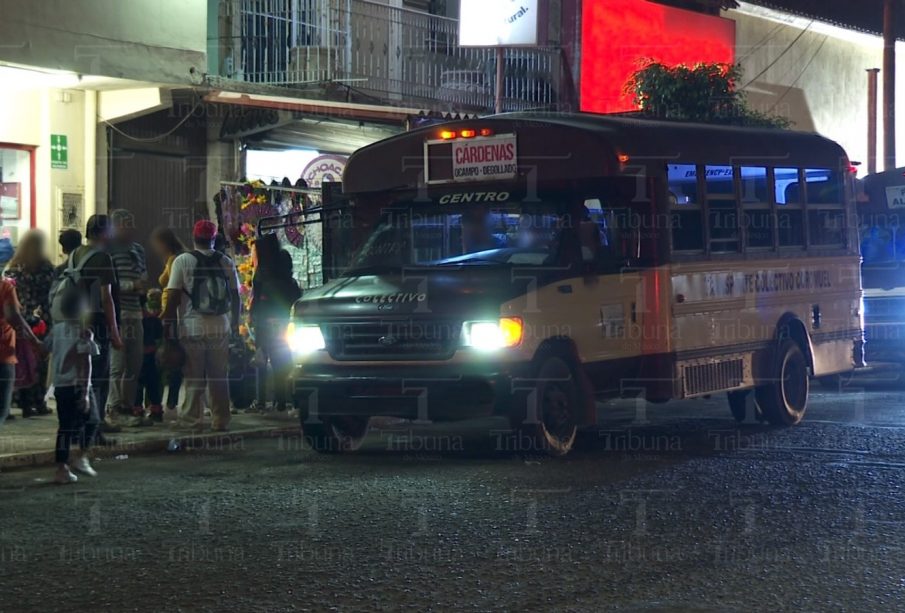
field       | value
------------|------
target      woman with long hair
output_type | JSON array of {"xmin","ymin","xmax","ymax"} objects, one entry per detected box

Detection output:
[
  {"xmin": 4, "ymin": 229, "xmax": 54, "ymax": 417},
  {"xmin": 250, "ymin": 236, "xmax": 301, "ymax": 412},
  {"xmin": 150, "ymin": 226, "xmax": 186, "ymax": 415}
]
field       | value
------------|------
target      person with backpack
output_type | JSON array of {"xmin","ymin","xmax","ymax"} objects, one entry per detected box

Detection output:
[
  {"xmin": 162, "ymin": 220, "xmax": 240, "ymax": 431},
  {"xmin": 106, "ymin": 209, "xmax": 150, "ymax": 428},
  {"xmin": 55, "ymin": 215, "xmax": 124, "ymax": 437}
]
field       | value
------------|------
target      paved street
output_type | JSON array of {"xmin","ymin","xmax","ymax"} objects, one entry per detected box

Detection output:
[{"xmin": 3, "ymin": 383, "xmax": 905, "ymax": 611}]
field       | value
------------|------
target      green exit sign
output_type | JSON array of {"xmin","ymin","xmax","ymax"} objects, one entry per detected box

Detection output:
[{"xmin": 51, "ymin": 134, "xmax": 68, "ymax": 169}]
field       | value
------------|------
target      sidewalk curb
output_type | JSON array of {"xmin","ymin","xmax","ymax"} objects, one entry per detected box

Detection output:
[{"xmin": 0, "ymin": 426, "xmax": 301, "ymax": 471}]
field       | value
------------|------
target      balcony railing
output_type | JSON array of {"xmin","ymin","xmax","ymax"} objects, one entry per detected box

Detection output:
[{"xmin": 221, "ymin": 0, "xmax": 561, "ymax": 112}]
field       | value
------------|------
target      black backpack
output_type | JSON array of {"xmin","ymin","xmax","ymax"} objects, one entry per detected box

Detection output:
[{"xmin": 186, "ymin": 251, "xmax": 231, "ymax": 316}]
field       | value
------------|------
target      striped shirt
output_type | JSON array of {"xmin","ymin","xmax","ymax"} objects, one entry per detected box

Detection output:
[{"xmin": 109, "ymin": 241, "xmax": 147, "ymax": 314}]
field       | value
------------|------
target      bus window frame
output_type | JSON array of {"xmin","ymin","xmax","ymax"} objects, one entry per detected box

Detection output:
[
  {"xmin": 667, "ymin": 162, "xmax": 705, "ymax": 255},
  {"xmin": 775, "ymin": 166, "xmax": 806, "ymax": 252},
  {"xmin": 802, "ymin": 166, "xmax": 847, "ymax": 251},
  {"xmin": 737, "ymin": 164, "xmax": 776, "ymax": 253},
  {"xmin": 702, "ymin": 163, "xmax": 741, "ymax": 256}
]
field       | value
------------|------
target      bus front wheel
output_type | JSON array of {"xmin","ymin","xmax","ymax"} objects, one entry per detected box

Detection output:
[
  {"xmin": 755, "ymin": 339, "xmax": 809, "ymax": 426},
  {"xmin": 510, "ymin": 356, "xmax": 580, "ymax": 457},
  {"xmin": 302, "ymin": 416, "xmax": 370, "ymax": 454}
]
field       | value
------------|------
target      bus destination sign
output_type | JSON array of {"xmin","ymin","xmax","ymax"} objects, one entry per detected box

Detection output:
[{"xmin": 451, "ymin": 135, "xmax": 517, "ymax": 182}]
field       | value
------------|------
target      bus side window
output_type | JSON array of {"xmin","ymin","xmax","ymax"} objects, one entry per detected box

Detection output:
[
  {"xmin": 740, "ymin": 166, "xmax": 773, "ymax": 249},
  {"xmin": 805, "ymin": 168, "xmax": 845, "ymax": 248},
  {"xmin": 775, "ymin": 167, "xmax": 804, "ymax": 247},
  {"xmin": 668, "ymin": 164, "xmax": 703, "ymax": 252},
  {"xmin": 705, "ymin": 165, "xmax": 739, "ymax": 253}
]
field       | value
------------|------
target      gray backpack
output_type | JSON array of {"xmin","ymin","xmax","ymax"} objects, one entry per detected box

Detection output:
[
  {"xmin": 49, "ymin": 248, "xmax": 99, "ymax": 322},
  {"xmin": 187, "ymin": 251, "xmax": 231, "ymax": 316}
]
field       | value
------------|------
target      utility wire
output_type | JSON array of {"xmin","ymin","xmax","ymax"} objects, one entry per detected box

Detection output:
[
  {"xmin": 767, "ymin": 35, "xmax": 828, "ymax": 114},
  {"xmin": 100, "ymin": 95, "xmax": 204, "ymax": 144},
  {"xmin": 740, "ymin": 19, "xmax": 815, "ymax": 91},
  {"xmin": 738, "ymin": 21, "xmax": 788, "ymax": 63}
]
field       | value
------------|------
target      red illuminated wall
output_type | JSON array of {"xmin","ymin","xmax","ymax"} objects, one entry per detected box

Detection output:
[{"xmin": 580, "ymin": 0, "xmax": 736, "ymax": 114}]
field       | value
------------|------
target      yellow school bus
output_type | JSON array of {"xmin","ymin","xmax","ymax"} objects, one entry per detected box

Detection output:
[{"xmin": 286, "ymin": 113, "xmax": 863, "ymax": 455}]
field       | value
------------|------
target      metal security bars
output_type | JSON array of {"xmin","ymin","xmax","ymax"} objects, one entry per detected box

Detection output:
[{"xmin": 221, "ymin": 0, "xmax": 561, "ymax": 112}]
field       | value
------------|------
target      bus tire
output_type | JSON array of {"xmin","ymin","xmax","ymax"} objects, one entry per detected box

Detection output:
[
  {"xmin": 510, "ymin": 356, "xmax": 579, "ymax": 457},
  {"xmin": 755, "ymin": 339, "xmax": 809, "ymax": 426},
  {"xmin": 302, "ymin": 416, "xmax": 370, "ymax": 454}
]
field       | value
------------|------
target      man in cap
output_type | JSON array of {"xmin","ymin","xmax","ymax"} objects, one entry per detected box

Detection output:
[{"xmin": 162, "ymin": 220, "xmax": 240, "ymax": 431}]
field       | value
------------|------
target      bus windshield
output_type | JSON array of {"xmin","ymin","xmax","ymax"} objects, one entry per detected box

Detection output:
[{"xmin": 343, "ymin": 199, "xmax": 633, "ymax": 276}]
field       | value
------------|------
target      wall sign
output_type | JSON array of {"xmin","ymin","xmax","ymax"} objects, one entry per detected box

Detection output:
[
  {"xmin": 459, "ymin": 0, "xmax": 539, "ymax": 47},
  {"xmin": 886, "ymin": 185, "xmax": 905, "ymax": 208},
  {"xmin": 51, "ymin": 134, "xmax": 68, "ymax": 169},
  {"xmin": 302, "ymin": 154, "xmax": 347, "ymax": 190},
  {"xmin": 450, "ymin": 134, "xmax": 518, "ymax": 182}
]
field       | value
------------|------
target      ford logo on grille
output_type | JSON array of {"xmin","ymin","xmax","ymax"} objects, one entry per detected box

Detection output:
[{"xmin": 378, "ymin": 335, "xmax": 399, "ymax": 346}]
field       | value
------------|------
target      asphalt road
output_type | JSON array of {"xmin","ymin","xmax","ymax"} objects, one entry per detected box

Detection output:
[{"xmin": 3, "ymin": 382, "xmax": 905, "ymax": 612}]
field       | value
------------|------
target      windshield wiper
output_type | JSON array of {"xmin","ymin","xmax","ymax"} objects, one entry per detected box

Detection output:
[{"xmin": 432, "ymin": 258, "xmax": 507, "ymax": 267}]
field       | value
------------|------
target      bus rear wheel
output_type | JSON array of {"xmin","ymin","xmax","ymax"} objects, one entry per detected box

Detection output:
[
  {"xmin": 755, "ymin": 339, "xmax": 809, "ymax": 426},
  {"xmin": 302, "ymin": 416, "xmax": 370, "ymax": 454},
  {"xmin": 510, "ymin": 356, "xmax": 579, "ymax": 457}
]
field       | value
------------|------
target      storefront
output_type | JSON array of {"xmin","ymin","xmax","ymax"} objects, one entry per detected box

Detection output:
[
  {"xmin": 0, "ymin": 65, "xmax": 94, "ymax": 259},
  {"xmin": 0, "ymin": 63, "xmax": 179, "ymax": 265}
]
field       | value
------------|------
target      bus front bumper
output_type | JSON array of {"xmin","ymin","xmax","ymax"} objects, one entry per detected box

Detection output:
[{"xmin": 291, "ymin": 362, "xmax": 533, "ymax": 421}]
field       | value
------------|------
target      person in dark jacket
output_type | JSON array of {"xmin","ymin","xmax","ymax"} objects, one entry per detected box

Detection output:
[{"xmin": 250, "ymin": 248, "xmax": 300, "ymax": 411}]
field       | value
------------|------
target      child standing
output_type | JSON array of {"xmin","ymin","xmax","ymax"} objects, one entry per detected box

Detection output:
[
  {"xmin": 135, "ymin": 289, "xmax": 164, "ymax": 422},
  {"xmin": 46, "ymin": 321, "xmax": 100, "ymax": 484}
]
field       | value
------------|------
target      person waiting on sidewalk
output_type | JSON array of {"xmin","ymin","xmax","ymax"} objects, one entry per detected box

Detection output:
[
  {"xmin": 135, "ymin": 288, "xmax": 164, "ymax": 422},
  {"xmin": 250, "ymin": 246, "xmax": 300, "ymax": 412},
  {"xmin": 0, "ymin": 278, "xmax": 44, "ymax": 429},
  {"xmin": 162, "ymin": 221, "xmax": 240, "ymax": 432},
  {"xmin": 46, "ymin": 319, "xmax": 100, "ymax": 484},
  {"xmin": 150, "ymin": 226, "xmax": 185, "ymax": 417},
  {"xmin": 55, "ymin": 228, "xmax": 83, "ymax": 278},
  {"xmin": 107, "ymin": 210, "xmax": 149, "ymax": 427},
  {"xmin": 4, "ymin": 229, "xmax": 55, "ymax": 417},
  {"xmin": 69, "ymin": 215, "xmax": 124, "ymax": 438}
]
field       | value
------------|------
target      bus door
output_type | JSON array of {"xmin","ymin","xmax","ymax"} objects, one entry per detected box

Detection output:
[{"xmin": 576, "ymin": 197, "xmax": 645, "ymax": 394}]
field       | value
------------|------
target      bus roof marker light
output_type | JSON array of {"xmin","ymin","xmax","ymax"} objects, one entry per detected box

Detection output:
[
  {"xmin": 479, "ymin": 128, "xmax": 494, "ymax": 137},
  {"xmin": 618, "ymin": 154, "xmax": 630, "ymax": 164},
  {"xmin": 460, "ymin": 129, "xmax": 477, "ymax": 138},
  {"xmin": 439, "ymin": 130, "xmax": 456, "ymax": 140}
]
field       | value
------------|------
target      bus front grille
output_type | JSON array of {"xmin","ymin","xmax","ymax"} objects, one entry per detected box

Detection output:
[
  {"xmin": 682, "ymin": 358, "xmax": 744, "ymax": 397},
  {"xmin": 322, "ymin": 320, "xmax": 462, "ymax": 361}
]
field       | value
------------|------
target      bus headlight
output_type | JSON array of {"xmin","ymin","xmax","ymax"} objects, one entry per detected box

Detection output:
[
  {"xmin": 462, "ymin": 317, "xmax": 523, "ymax": 351},
  {"xmin": 286, "ymin": 322, "xmax": 326, "ymax": 354}
]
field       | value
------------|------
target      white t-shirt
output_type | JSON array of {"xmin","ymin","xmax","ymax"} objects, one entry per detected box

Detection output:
[
  {"xmin": 44, "ymin": 321, "xmax": 100, "ymax": 388},
  {"xmin": 167, "ymin": 249, "xmax": 240, "ymax": 339}
]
